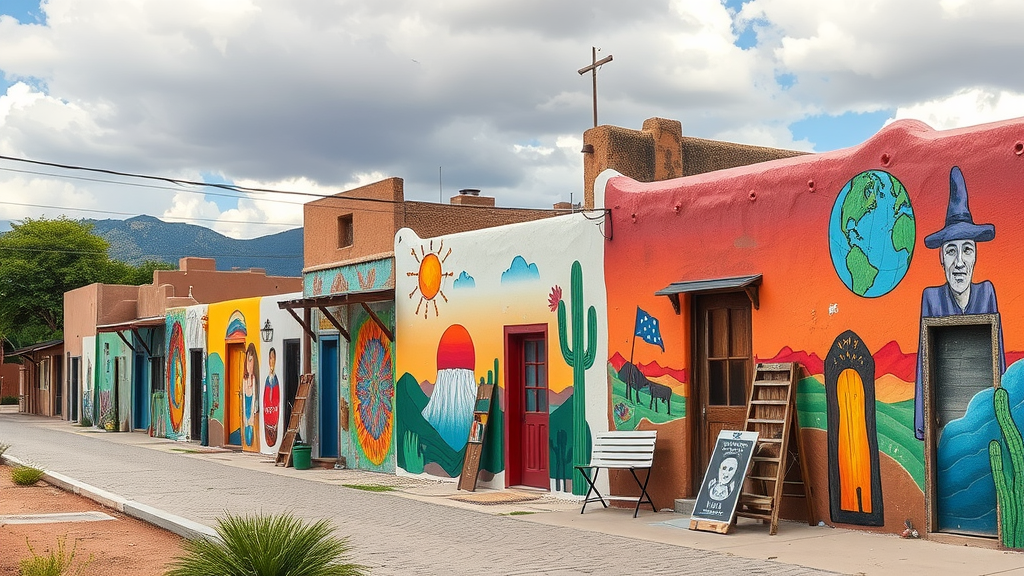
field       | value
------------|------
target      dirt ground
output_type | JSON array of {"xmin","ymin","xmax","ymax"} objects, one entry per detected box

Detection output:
[{"xmin": 0, "ymin": 464, "xmax": 185, "ymax": 576}]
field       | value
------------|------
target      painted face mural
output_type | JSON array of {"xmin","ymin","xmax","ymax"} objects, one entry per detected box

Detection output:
[
  {"xmin": 263, "ymin": 348, "xmax": 280, "ymax": 447},
  {"xmin": 940, "ymin": 239, "xmax": 976, "ymax": 298},
  {"xmin": 718, "ymin": 456, "xmax": 738, "ymax": 485}
]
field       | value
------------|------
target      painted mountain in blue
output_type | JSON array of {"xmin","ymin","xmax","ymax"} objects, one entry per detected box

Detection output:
[{"xmin": 936, "ymin": 360, "xmax": 1024, "ymax": 536}]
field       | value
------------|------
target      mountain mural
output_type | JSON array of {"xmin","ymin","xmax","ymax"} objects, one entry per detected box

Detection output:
[{"xmin": 86, "ymin": 215, "xmax": 303, "ymax": 277}]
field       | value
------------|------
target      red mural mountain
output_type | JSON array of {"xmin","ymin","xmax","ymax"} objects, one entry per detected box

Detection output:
[{"xmin": 608, "ymin": 352, "xmax": 687, "ymax": 383}]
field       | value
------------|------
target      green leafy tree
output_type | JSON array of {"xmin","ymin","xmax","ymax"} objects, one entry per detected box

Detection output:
[{"xmin": 0, "ymin": 217, "xmax": 173, "ymax": 347}]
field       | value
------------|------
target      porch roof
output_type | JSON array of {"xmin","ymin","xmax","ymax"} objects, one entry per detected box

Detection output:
[
  {"xmin": 277, "ymin": 288, "xmax": 395, "ymax": 343},
  {"xmin": 654, "ymin": 274, "xmax": 762, "ymax": 314},
  {"xmin": 95, "ymin": 315, "xmax": 166, "ymax": 333},
  {"xmin": 10, "ymin": 339, "xmax": 64, "ymax": 357}
]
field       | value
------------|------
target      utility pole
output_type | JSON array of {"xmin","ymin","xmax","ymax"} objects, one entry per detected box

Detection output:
[{"xmin": 578, "ymin": 47, "xmax": 613, "ymax": 128}]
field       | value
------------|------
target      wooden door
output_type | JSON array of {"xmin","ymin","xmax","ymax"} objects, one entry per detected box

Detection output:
[
  {"xmin": 226, "ymin": 343, "xmax": 244, "ymax": 446},
  {"xmin": 504, "ymin": 326, "xmax": 549, "ymax": 490},
  {"xmin": 319, "ymin": 338, "xmax": 340, "ymax": 459},
  {"xmin": 695, "ymin": 292, "xmax": 752, "ymax": 483}
]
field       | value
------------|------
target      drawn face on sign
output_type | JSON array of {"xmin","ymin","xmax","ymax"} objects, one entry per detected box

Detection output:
[
  {"xmin": 941, "ymin": 239, "xmax": 976, "ymax": 296},
  {"xmin": 719, "ymin": 456, "xmax": 738, "ymax": 485}
]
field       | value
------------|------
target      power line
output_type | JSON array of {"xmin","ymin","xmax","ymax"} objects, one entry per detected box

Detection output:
[{"xmin": 0, "ymin": 153, "xmax": 581, "ymax": 213}]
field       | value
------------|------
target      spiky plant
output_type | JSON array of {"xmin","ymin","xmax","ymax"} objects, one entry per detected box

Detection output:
[
  {"xmin": 166, "ymin": 513, "xmax": 367, "ymax": 576},
  {"xmin": 11, "ymin": 465, "xmax": 44, "ymax": 486}
]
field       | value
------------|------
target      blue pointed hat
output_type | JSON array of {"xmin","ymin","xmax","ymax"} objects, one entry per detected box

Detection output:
[{"xmin": 923, "ymin": 166, "xmax": 995, "ymax": 249}]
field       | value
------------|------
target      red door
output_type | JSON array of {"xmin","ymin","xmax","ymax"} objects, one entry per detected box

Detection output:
[{"xmin": 505, "ymin": 326, "xmax": 549, "ymax": 490}]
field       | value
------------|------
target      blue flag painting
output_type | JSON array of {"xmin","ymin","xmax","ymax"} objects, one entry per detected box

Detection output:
[{"xmin": 634, "ymin": 307, "xmax": 665, "ymax": 351}]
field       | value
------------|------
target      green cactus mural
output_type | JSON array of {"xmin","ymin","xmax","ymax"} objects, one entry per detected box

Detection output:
[
  {"xmin": 557, "ymin": 260, "xmax": 597, "ymax": 495},
  {"xmin": 479, "ymin": 358, "xmax": 505, "ymax": 474},
  {"xmin": 989, "ymin": 386, "xmax": 1024, "ymax": 548}
]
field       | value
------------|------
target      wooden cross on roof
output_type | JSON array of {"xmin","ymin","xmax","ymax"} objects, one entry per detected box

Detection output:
[{"xmin": 578, "ymin": 47, "xmax": 613, "ymax": 128}]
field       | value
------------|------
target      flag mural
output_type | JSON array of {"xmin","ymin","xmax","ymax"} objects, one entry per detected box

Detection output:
[{"xmin": 634, "ymin": 307, "xmax": 665, "ymax": 351}]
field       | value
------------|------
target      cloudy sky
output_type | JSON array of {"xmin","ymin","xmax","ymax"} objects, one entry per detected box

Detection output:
[{"xmin": 1, "ymin": 0, "xmax": 1023, "ymax": 238}]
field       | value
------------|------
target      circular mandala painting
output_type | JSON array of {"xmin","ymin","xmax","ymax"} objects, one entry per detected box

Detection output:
[
  {"xmin": 352, "ymin": 319, "xmax": 394, "ymax": 466},
  {"xmin": 167, "ymin": 320, "xmax": 186, "ymax": 433}
]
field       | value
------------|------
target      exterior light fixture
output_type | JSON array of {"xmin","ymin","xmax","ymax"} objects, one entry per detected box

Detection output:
[{"xmin": 260, "ymin": 319, "xmax": 274, "ymax": 343}]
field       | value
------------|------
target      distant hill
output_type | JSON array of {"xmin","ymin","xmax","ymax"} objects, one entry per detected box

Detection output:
[{"xmin": 84, "ymin": 215, "xmax": 303, "ymax": 277}]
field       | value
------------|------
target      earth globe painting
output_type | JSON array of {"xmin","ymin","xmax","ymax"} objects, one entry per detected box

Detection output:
[{"xmin": 828, "ymin": 170, "xmax": 915, "ymax": 297}]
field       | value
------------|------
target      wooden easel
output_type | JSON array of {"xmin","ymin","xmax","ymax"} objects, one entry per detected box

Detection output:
[
  {"xmin": 275, "ymin": 374, "xmax": 314, "ymax": 467},
  {"xmin": 457, "ymin": 382, "xmax": 494, "ymax": 491},
  {"xmin": 734, "ymin": 362, "xmax": 815, "ymax": 534}
]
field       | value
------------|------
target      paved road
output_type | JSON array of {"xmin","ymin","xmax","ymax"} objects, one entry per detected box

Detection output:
[{"xmin": 0, "ymin": 414, "xmax": 834, "ymax": 575}]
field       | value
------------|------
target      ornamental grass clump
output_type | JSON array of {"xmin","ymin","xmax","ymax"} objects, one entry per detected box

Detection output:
[
  {"xmin": 11, "ymin": 465, "xmax": 45, "ymax": 486},
  {"xmin": 18, "ymin": 535, "xmax": 93, "ymax": 576},
  {"xmin": 166, "ymin": 513, "xmax": 367, "ymax": 576}
]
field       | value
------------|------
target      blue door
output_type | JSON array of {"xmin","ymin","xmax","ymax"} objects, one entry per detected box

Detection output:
[
  {"xmin": 133, "ymin": 353, "xmax": 149, "ymax": 431},
  {"xmin": 319, "ymin": 338, "xmax": 340, "ymax": 458}
]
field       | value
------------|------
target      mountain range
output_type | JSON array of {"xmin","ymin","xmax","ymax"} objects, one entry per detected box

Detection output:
[{"xmin": 85, "ymin": 215, "xmax": 304, "ymax": 277}]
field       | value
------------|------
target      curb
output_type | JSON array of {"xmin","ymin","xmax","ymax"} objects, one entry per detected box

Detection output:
[{"xmin": 2, "ymin": 454, "xmax": 218, "ymax": 541}]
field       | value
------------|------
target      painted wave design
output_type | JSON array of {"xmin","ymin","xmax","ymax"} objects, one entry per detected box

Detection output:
[{"xmin": 936, "ymin": 361, "xmax": 1024, "ymax": 535}]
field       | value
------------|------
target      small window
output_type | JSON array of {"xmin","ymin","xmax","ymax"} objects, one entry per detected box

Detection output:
[{"xmin": 338, "ymin": 214, "xmax": 354, "ymax": 248}]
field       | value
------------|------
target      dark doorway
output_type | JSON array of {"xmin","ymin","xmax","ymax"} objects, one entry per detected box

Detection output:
[
  {"xmin": 694, "ymin": 292, "xmax": 752, "ymax": 491},
  {"xmin": 925, "ymin": 318, "xmax": 1000, "ymax": 538},
  {"xmin": 283, "ymin": 339, "xmax": 301, "ymax": 437},
  {"xmin": 505, "ymin": 325, "xmax": 549, "ymax": 490},
  {"xmin": 190, "ymin": 350, "xmax": 204, "ymax": 441},
  {"xmin": 54, "ymin": 357, "xmax": 63, "ymax": 418},
  {"xmin": 69, "ymin": 357, "xmax": 79, "ymax": 422}
]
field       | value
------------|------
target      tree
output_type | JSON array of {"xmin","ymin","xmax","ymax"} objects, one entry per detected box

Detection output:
[{"xmin": 0, "ymin": 216, "xmax": 173, "ymax": 347}]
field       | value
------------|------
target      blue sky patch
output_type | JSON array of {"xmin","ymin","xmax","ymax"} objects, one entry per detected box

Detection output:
[
  {"xmin": 501, "ymin": 255, "xmax": 540, "ymax": 284},
  {"xmin": 453, "ymin": 271, "xmax": 475, "ymax": 289},
  {"xmin": 200, "ymin": 171, "xmax": 243, "ymax": 212},
  {"xmin": 790, "ymin": 110, "xmax": 895, "ymax": 152},
  {"xmin": 1, "ymin": 0, "xmax": 46, "ymax": 25}
]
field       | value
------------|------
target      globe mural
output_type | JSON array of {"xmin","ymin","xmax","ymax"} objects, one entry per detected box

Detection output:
[{"xmin": 829, "ymin": 170, "xmax": 915, "ymax": 297}]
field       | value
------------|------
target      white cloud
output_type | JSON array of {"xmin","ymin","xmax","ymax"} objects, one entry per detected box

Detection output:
[{"xmin": 889, "ymin": 88, "xmax": 1024, "ymax": 131}]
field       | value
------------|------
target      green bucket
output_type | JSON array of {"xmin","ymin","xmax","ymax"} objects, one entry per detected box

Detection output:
[{"xmin": 292, "ymin": 444, "xmax": 312, "ymax": 470}]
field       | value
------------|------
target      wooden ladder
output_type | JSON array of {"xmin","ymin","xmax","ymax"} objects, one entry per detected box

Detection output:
[
  {"xmin": 734, "ymin": 362, "xmax": 815, "ymax": 535},
  {"xmin": 275, "ymin": 374, "xmax": 314, "ymax": 467}
]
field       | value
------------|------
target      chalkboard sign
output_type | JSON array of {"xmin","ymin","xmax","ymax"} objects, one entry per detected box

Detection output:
[{"xmin": 689, "ymin": 430, "xmax": 759, "ymax": 533}]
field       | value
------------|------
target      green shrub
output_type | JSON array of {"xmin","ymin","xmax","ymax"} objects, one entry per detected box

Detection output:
[
  {"xmin": 166, "ymin": 513, "xmax": 366, "ymax": 576},
  {"xmin": 11, "ymin": 465, "xmax": 45, "ymax": 486},
  {"xmin": 0, "ymin": 395, "xmax": 18, "ymax": 405},
  {"xmin": 78, "ymin": 414, "xmax": 92, "ymax": 427},
  {"xmin": 18, "ymin": 535, "xmax": 92, "ymax": 576}
]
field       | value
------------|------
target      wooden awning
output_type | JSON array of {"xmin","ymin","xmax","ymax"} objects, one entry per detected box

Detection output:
[
  {"xmin": 655, "ymin": 274, "xmax": 762, "ymax": 314},
  {"xmin": 95, "ymin": 316, "xmax": 166, "ymax": 356},
  {"xmin": 277, "ymin": 289, "xmax": 395, "ymax": 342}
]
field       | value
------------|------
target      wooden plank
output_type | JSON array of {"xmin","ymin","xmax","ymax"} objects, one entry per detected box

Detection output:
[{"xmin": 689, "ymin": 519, "xmax": 730, "ymax": 533}]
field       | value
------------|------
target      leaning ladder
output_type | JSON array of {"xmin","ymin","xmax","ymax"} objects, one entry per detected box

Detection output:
[
  {"xmin": 275, "ymin": 374, "xmax": 314, "ymax": 467},
  {"xmin": 734, "ymin": 362, "xmax": 816, "ymax": 534}
]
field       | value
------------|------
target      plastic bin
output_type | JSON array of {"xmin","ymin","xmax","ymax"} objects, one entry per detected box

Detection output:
[{"xmin": 292, "ymin": 444, "xmax": 312, "ymax": 470}]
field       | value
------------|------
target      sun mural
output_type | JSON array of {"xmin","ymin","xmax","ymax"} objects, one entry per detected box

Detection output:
[
  {"xmin": 353, "ymin": 319, "xmax": 395, "ymax": 465},
  {"xmin": 407, "ymin": 240, "xmax": 454, "ymax": 318},
  {"xmin": 167, "ymin": 320, "xmax": 186, "ymax": 433}
]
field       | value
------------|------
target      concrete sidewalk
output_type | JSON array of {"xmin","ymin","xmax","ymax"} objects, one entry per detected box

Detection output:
[{"xmin": 5, "ymin": 414, "xmax": 1024, "ymax": 575}]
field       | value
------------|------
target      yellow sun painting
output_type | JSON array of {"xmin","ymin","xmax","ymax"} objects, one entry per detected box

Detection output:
[{"xmin": 407, "ymin": 240, "xmax": 454, "ymax": 318}]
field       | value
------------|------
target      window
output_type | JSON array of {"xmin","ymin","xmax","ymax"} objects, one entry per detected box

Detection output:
[{"xmin": 338, "ymin": 214, "xmax": 354, "ymax": 248}]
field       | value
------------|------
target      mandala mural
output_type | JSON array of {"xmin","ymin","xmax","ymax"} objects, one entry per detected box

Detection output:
[
  {"xmin": 352, "ymin": 319, "xmax": 395, "ymax": 465},
  {"xmin": 167, "ymin": 319, "xmax": 186, "ymax": 433}
]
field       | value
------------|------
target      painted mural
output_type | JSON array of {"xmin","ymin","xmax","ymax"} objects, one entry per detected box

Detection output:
[
  {"xmin": 259, "ymin": 293, "xmax": 301, "ymax": 455},
  {"xmin": 94, "ymin": 333, "xmax": 132, "ymax": 432},
  {"xmin": 825, "ymin": 330, "xmax": 883, "ymax": 526},
  {"xmin": 166, "ymin": 307, "xmax": 187, "ymax": 438},
  {"xmin": 207, "ymin": 298, "xmax": 261, "ymax": 449},
  {"xmin": 348, "ymin": 304, "xmax": 395, "ymax": 470},
  {"xmin": 609, "ymin": 306, "xmax": 686, "ymax": 431},
  {"xmin": 81, "ymin": 336, "xmax": 95, "ymax": 427},
  {"xmin": 394, "ymin": 215, "xmax": 607, "ymax": 496},
  {"xmin": 305, "ymin": 257, "xmax": 394, "ymax": 297},
  {"xmin": 602, "ymin": 117, "xmax": 1024, "ymax": 536}
]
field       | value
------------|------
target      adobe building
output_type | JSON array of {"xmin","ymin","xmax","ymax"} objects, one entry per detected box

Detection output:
[
  {"xmin": 64, "ymin": 257, "xmax": 301, "ymax": 430},
  {"xmin": 281, "ymin": 177, "xmax": 562, "ymax": 474},
  {"xmin": 581, "ymin": 117, "xmax": 807, "ymax": 210},
  {"xmin": 603, "ymin": 116, "xmax": 1024, "ymax": 548},
  {"xmin": 9, "ymin": 339, "xmax": 63, "ymax": 416}
]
